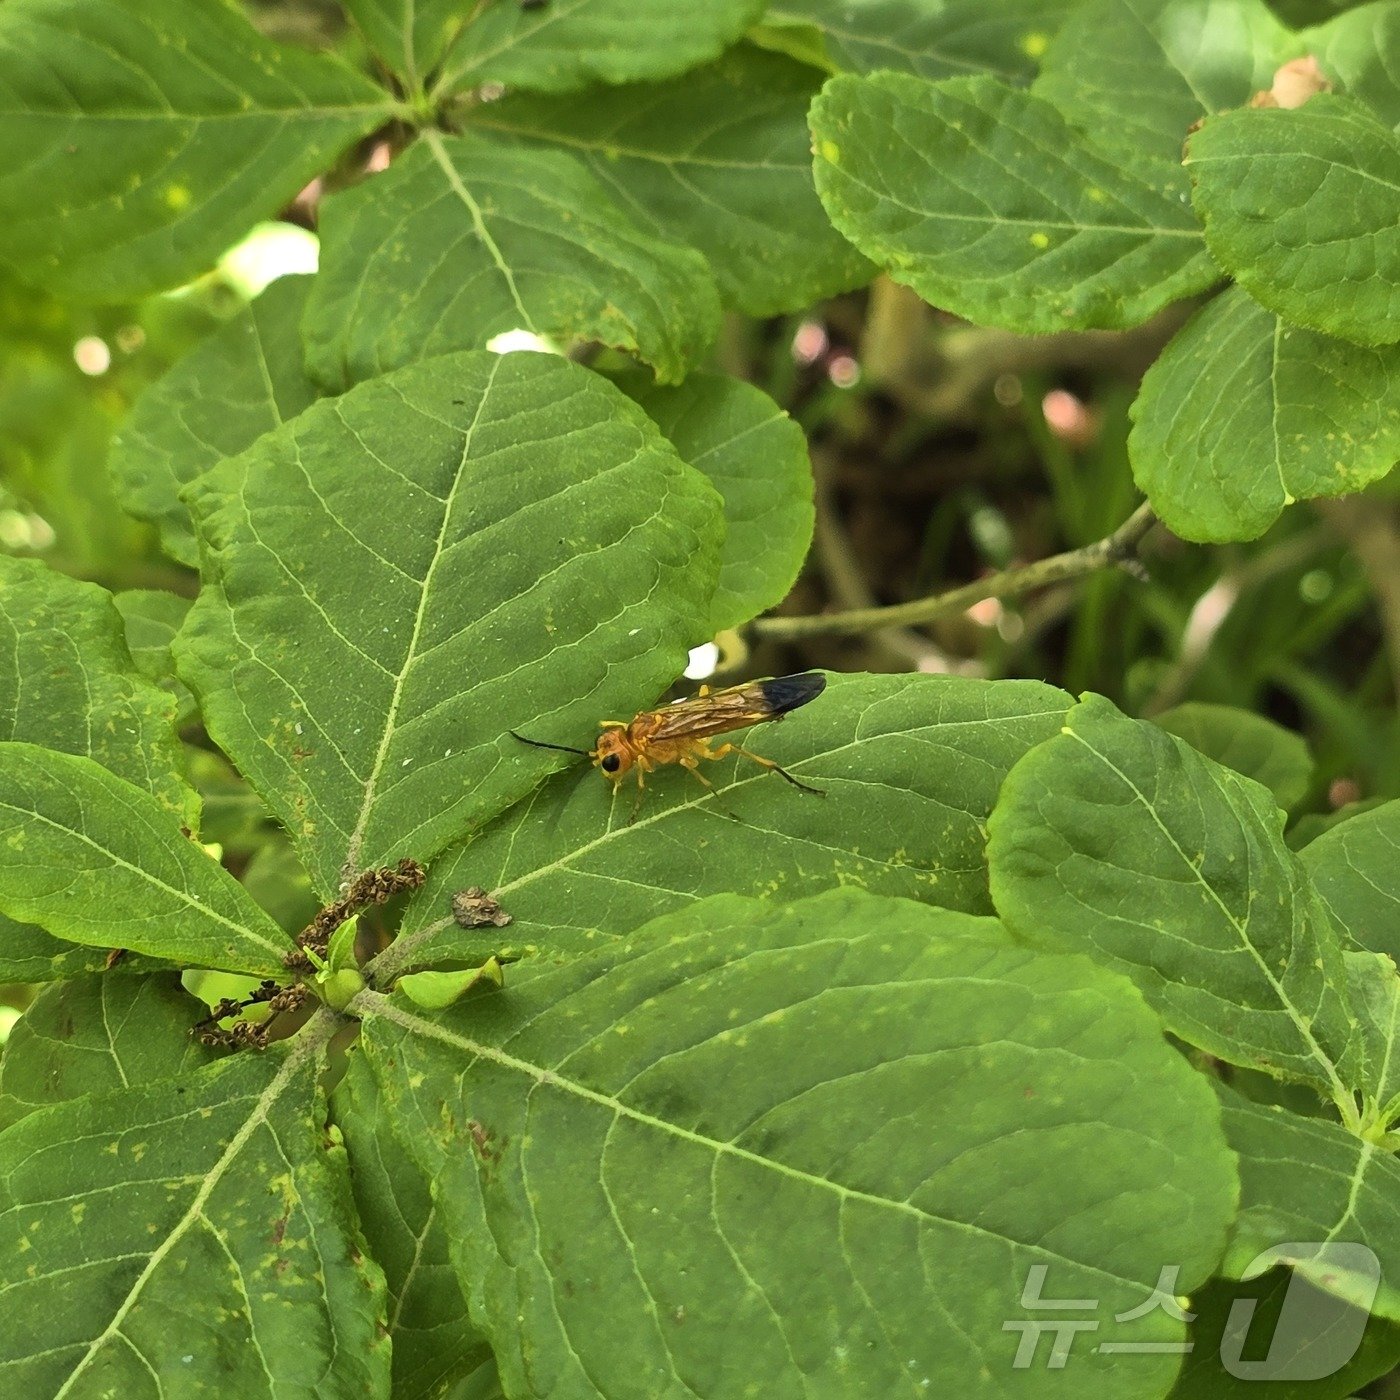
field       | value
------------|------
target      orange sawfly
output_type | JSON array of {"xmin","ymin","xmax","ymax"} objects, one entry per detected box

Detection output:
[{"xmin": 511, "ymin": 672, "xmax": 826, "ymax": 819}]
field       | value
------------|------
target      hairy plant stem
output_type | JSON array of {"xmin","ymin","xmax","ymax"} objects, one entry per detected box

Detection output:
[{"xmin": 753, "ymin": 501, "xmax": 1160, "ymax": 641}]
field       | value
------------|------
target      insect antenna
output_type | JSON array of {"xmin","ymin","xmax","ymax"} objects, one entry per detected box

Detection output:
[{"xmin": 508, "ymin": 730, "xmax": 591, "ymax": 757}]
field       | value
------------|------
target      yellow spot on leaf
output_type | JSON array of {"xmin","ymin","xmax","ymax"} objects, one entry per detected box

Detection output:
[
  {"xmin": 819, "ymin": 139, "xmax": 841, "ymax": 164},
  {"xmin": 164, "ymin": 185, "xmax": 192, "ymax": 211},
  {"xmin": 1030, "ymin": 231, "xmax": 1051, "ymax": 249}
]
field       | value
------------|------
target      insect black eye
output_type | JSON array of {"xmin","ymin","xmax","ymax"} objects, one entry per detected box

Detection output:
[{"xmin": 600, "ymin": 754, "xmax": 621, "ymax": 774}]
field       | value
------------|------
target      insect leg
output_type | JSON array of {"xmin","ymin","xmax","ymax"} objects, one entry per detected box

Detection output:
[
  {"xmin": 626, "ymin": 765, "xmax": 648, "ymax": 826},
  {"xmin": 710, "ymin": 743, "xmax": 824, "ymax": 796},
  {"xmin": 679, "ymin": 756, "xmax": 717, "ymax": 792},
  {"xmin": 680, "ymin": 754, "xmax": 744, "ymax": 821}
]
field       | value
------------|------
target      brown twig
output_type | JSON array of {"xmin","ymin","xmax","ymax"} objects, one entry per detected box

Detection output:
[{"xmin": 752, "ymin": 501, "xmax": 1160, "ymax": 641}]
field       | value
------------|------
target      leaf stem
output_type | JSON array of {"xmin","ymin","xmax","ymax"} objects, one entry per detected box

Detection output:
[{"xmin": 750, "ymin": 501, "xmax": 1159, "ymax": 641}]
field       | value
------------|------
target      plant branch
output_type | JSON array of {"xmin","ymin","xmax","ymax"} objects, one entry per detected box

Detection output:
[{"xmin": 752, "ymin": 502, "xmax": 1159, "ymax": 641}]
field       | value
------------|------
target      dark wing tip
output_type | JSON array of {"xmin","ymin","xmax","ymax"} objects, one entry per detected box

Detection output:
[{"xmin": 759, "ymin": 672, "xmax": 827, "ymax": 715}]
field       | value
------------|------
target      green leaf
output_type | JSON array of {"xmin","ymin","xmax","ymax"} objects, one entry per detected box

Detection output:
[
  {"xmin": 474, "ymin": 46, "xmax": 873, "ymax": 315},
  {"xmin": 811, "ymin": 72, "xmax": 1216, "ymax": 334},
  {"xmin": 767, "ymin": 0, "xmax": 1085, "ymax": 83},
  {"xmin": 987, "ymin": 693, "xmax": 1357, "ymax": 1103},
  {"xmin": 1287, "ymin": 798, "xmax": 1390, "ymax": 852},
  {"xmin": 0, "ymin": 973, "xmax": 218, "ymax": 1130},
  {"xmin": 1187, "ymin": 95, "xmax": 1400, "ymax": 347},
  {"xmin": 333, "ymin": 1049, "xmax": 490, "ymax": 1400},
  {"xmin": 1155, "ymin": 700, "xmax": 1313, "ymax": 809},
  {"xmin": 0, "ymin": 555, "xmax": 192, "ymax": 820},
  {"xmin": 378, "ymin": 673, "xmax": 1071, "ymax": 974},
  {"xmin": 174, "ymin": 350, "xmax": 723, "ymax": 897},
  {"xmin": 1035, "ymin": 0, "xmax": 1291, "ymax": 164},
  {"xmin": 1173, "ymin": 1266, "xmax": 1400, "ymax": 1397},
  {"xmin": 432, "ymin": 0, "xmax": 767, "ymax": 96},
  {"xmin": 0, "ymin": 916, "xmax": 142, "ymax": 986},
  {"xmin": 0, "ymin": 743, "xmax": 294, "ymax": 976},
  {"xmin": 110, "ymin": 275, "xmax": 320, "ymax": 568},
  {"xmin": 113, "ymin": 589, "xmax": 196, "ymax": 725},
  {"xmin": 304, "ymin": 132, "xmax": 718, "ymax": 389},
  {"xmin": 0, "ymin": 1033, "xmax": 391, "ymax": 1397},
  {"xmin": 397, "ymin": 962, "xmax": 503, "ymax": 1010},
  {"xmin": 0, "ymin": 555, "xmax": 196, "ymax": 982},
  {"xmin": 361, "ymin": 888, "xmax": 1237, "ymax": 1399},
  {"xmin": 1215, "ymin": 1083, "xmax": 1400, "ymax": 1320},
  {"xmin": 1301, "ymin": 800, "xmax": 1400, "ymax": 961},
  {"xmin": 325, "ymin": 918, "xmax": 360, "ymax": 975},
  {"xmin": 0, "ymin": 0, "xmax": 393, "ymax": 300},
  {"xmin": 113, "ymin": 589, "xmax": 192, "ymax": 686},
  {"xmin": 342, "ymin": 0, "xmax": 466, "ymax": 92},
  {"xmin": 1340, "ymin": 949, "xmax": 1400, "ymax": 1125},
  {"xmin": 1129, "ymin": 285, "xmax": 1400, "ymax": 541},
  {"xmin": 1309, "ymin": 0, "xmax": 1400, "ymax": 130},
  {"xmin": 619, "ymin": 371, "xmax": 813, "ymax": 632}
]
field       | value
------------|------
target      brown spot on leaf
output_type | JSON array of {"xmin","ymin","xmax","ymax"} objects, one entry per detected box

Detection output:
[{"xmin": 451, "ymin": 886, "xmax": 513, "ymax": 929}]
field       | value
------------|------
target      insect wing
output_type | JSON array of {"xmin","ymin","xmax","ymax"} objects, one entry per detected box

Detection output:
[
  {"xmin": 647, "ymin": 674, "xmax": 825, "ymax": 743},
  {"xmin": 646, "ymin": 683, "xmax": 774, "ymax": 742}
]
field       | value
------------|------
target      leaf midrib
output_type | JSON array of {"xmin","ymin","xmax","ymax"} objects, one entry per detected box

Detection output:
[
  {"xmin": 340, "ymin": 354, "xmax": 506, "ymax": 880},
  {"xmin": 48, "ymin": 1030, "xmax": 326, "ymax": 1399},
  {"xmin": 363, "ymin": 991, "xmax": 1167, "ymax": 1295}
]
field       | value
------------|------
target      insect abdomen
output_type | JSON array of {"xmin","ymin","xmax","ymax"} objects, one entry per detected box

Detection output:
[{"xmin": 758, "ymin": 672, "xmax": 827, "ymax": 716}]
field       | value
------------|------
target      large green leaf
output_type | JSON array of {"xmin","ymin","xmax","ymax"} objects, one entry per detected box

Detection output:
[
  {"xmin": 431, "ymin": 0, "xmax": 766, "ymax": 96},
  {"xmin": 0, "ymin": 743, "xmax": 293, "ymax": 976},
  {"xmin": 360, "ymin": 889, "xmax": 1237, "ymax": 1398},
  {"xmin": 1034, "ymin": 0, "xmax": 1291, "ymax": 163},
  {"xmin": 1215, "ymin": 1083, "xmax": 1400, "ymax": 1321},
  {"xmin": 1301, "ymin": 800, "xmax": 1400, "ymax": 961},
  {"xmin": 811, "ymin": 72, "xmax": 1215, "ymax": 334},
  {"xmin": 620, "ymin": 371, "xmax": 813, "ymax": 632},
  {"xmin": 987, "ymin": 694, "xmax": 1358, "ymax": 1104},
  {"xmin": 0, "ymin": 555, "xmax": 195, "ymax": 981},
  {"xmin": 375, "ymin": 673, "xmax": 1070, "ymax": 975},
  {"xmin": 1154, "ymin": 701, "xmax": 1313, "ymax": 809},
  {"xmin": 174, "ymin": 351, "xmax": 723, "ymax": 897},
  {"xmin": 110, "ymin": 275, "xmax": 320, "ymax": 568},
  {"xmin": 1187, "ymin": 96, "xmax": 1400, "ymax": 347},
  {"xmin": 334, "ymin": 1048, "xmax": 489, "ymax": 1400},
  {"xmin": 303, "ymin": 133, "xmax": 718, "ymax": 389},
  {"xmin": 766, "ymin": 0, "xmax": 1084, "ymax": 83},
  {"xmin": 1129, "ymin": 285, "xmax": 1400, "ymax": 541},
  {"xmin": 0, "ymin": 1030, "xmax": 390, "ymax": 1397},
  {"xmin": 474, "ymin": 46, "xmax": 872, "ymax": 315},
  {"xmin": 0, "ymin": 0, "xmax": 393, "ymax": 300},
  {"xmin": 0, "ymin": 973, "xmax": 218, "ymax": 1130}
]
